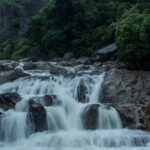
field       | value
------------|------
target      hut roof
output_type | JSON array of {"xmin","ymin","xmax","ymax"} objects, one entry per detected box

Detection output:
[{"xmin": 96, "ymin": 43, "xmax": 118, "ymax": 54}]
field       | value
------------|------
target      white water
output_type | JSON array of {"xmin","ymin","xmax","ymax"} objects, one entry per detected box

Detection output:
[{"xmin": 0, "ymin": 62, "xmax": 150, "ymax": 150}]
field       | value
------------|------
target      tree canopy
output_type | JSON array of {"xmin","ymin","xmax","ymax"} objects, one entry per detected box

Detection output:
[{"xmin": 0, "ymin": 0, "xmax": 149, "ymax": 70}]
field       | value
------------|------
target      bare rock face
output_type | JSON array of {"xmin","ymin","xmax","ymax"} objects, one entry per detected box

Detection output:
[
  {"xmin": 0, "ymin": 93, "xmax": 21, "ymax": 111},
  {"xmin": 102, "ymin": 69, "xmax": 150, "ymax": 131},
  {"xmin": 28, "ymin": 100, "xmax": 48, "ymax": 132},
  {"xmin": 102, "ymin": 69, "xmax": 150, "ymax": 103},
  {"xmin": 115, "ymin": 102, "xmax": 150, "ymax": 130}
]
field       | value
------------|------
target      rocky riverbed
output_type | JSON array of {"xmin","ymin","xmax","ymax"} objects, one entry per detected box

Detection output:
[{"xmin": 0, "ymin": 58, "xmax": 150, "ymax": 132}]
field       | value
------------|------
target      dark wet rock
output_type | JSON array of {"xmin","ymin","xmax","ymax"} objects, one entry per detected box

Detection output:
[
  {"xmin": 49, "ymin": 66, "xmax": 69, "ymax": 76},
  {"xmin": 0, "ymin": 69, "xmax": 29, "ymax": 84},
  {"xmin": 82, "ymin": 104, "xmax": 100, "ymax": 129},
  {"xmin": 23, "ymin": 61, "xmax": 54, "ymax": 70},
  {"xmin": 0, "ymin": 93, "xmax": 21, "ymax": 111},
  {"xmin": 35, "ymin": 62, "xmax": 54, "ymax": 70},
  {"xmin": 0, "ymin": 60, "xmax": 18, "ymax": 72},
  {"xmin": 23, "ymin": 62, "xmax": 37, "ymax": 70},
  {"xmin": 77, "ymin": 80, "xmax": 88, "ymax": 103},
  {"xmin": 63, "ymin": 52, "xmax": 74, "ymax": 60},
  {"xmin": 0, "ymin": 112, "xmax": 4, "ymax": 125},
  {"xmin": 30, "ymin": 95, "xmax": 60, "ymax": 107},
  {"xmin": 28, "ymin": 100, "xmax": 48, "ymax": 132},
  {"xmin": 140, "ymin": 103, "xmax": 150, "ymax": 130},
  {"xmin": 43, "ymin": 95, "xmax": 57, "ymax": 106}
]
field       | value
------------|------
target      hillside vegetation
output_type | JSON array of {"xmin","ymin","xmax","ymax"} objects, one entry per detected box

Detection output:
[{"xmin": 0, "ymin": 0, "xmax": 149, "ymax": 69}]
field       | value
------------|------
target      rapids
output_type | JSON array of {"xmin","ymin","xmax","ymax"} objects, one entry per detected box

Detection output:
[{"xmin": 0, "ymin": 62, "xmax": 150, "ymax": 150}]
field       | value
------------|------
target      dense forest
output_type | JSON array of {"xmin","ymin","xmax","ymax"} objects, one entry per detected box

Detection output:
[{"xmin": 0, "ymin": 0, "xmax": 149, "ymax": 69}]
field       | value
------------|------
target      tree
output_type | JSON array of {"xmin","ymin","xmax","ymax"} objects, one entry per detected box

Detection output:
[
  {"xmin": 0, "ymin": 0, "xmax": 137, "ymax": 60},
  {"xmin": 116, "ymin": 13, "xmax": 150, "ymax": 70}
]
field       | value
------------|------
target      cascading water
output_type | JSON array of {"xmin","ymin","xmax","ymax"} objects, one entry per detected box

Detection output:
[{"xmin": 0, "ymin": 62, "xmax": 150, "ymax": 150}]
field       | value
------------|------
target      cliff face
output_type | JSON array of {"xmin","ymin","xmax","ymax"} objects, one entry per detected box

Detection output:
[
  {"xmin": 0, "ymin": 0, "xmax": 48, "ymax": 43},
  {"xmin": 102, "ymin": 69, "xmax": 150, "ymax": 130}
]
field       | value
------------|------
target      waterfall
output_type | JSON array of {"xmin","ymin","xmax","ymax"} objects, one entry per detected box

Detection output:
[
  {"xmin": 0, "ymin": 110, "xmax": 28, "ymax": 142},
  {"xmin": 0, "ymin": 62, "xmax": 150, "ymax": 150},
  {"xmin": 98, "ymin": 106, "xmax": 122, "ymax": 129}
]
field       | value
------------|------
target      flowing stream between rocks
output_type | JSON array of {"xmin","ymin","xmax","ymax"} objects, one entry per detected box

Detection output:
[{"xmin": 0, "ymin": 61, "xmax": 150, "ymax": 150}]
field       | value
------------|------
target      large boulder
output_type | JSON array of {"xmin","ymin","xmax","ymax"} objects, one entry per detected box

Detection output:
[
  {"xmin": 49, "ymin": 66, "xmax": 69, "ymax": 76},
  {"xmin": 23, "ymin": 62, "xmax": 37, "ymax": 70},
  {"xmin": 82, "ymin": 104, "xmax": 100, "ymax": 129},
  {"xmin": 28, "ymin": 100, "xmax": 48, "ymax": 132},
  {"xmin": 0, "ymin": 93, "xmax": 21, "ymax": 110},
  {"xmin": 23, "ymin": 61, "xmax": 52, "ymax": 70},
  {"xmin": 0, "ymin": 69, "xmax": 29, "ymax": 84}
]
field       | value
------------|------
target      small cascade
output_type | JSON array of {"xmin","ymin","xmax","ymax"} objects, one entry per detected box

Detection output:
[
  {"xmin": 0, "ymin": 110, "xmax": 28, "ymax": 142},
  {"xmin": 98, "ymin": 105, "xmax": 122, "ymax": 129},
  {"xmin": 0, "ymin": 62, "xmax": 150, "ymax": 150},
  {"xmin": 46, "ymin": 106, "xmax": 69, "ymax": 131}
]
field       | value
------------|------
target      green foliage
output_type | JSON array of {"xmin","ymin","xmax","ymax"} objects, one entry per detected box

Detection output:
[
  {"xmin": 0, "ymin": 40, "xmax": 15, "ymax": 59},
  {"xmin": 11, "ymin": 38, "xmax": 29, "ymax": 60},
  {"xmin": 0, "ymin": 0, "xmax": 149, "ymax": 67},
  {"xmin": 24, "ymin": 0, "xmax": 131, "ymax": 59},
  {"xmin": 11, "ymin": 18, "xmax": 20, "ymax": 30},
  {"xmin": 116, "ymin": 13, "xmax": 150, "ymax": 70},
  {"xmin": 0, "ymin": 38, "xmax": 29, "ymax": 60}
]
